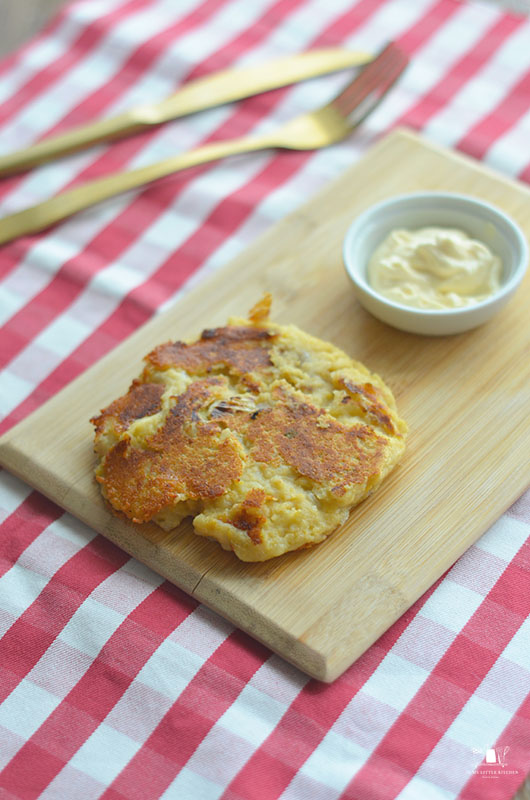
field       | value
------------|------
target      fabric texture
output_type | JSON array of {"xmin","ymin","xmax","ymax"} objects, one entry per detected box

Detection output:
[{"xmin": 0, "ymin": 0, "xmax": 529, "ymax": 798}]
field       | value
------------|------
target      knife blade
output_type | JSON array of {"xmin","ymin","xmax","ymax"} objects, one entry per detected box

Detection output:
[{"xmin": 0, "ymin": 48, "xmax": 371, "ymax": 177}]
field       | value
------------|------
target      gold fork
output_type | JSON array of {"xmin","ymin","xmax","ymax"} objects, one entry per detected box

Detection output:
[{"xmin": 0, "ymin": 43, "xmax": 407, "ymax": 246}]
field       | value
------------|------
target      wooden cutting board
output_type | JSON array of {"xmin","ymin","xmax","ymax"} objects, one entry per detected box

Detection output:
[{"xmin": 1, "ymin": 128, "xmax": 529, "ymax": 682}]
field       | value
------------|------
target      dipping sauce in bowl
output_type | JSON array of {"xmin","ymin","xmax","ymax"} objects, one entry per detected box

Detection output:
[
  {"xmin": 367, "ymin": 226, "xmax": 502, "ymax": 310},
  {"xmin": 342, "ymin": 192, "xmax": 528, "ymax": 336}
]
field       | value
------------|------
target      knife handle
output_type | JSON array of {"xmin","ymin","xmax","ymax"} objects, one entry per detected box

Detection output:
[{"xmin": 0, "ymin": 49, "xmax": 371, "ymax": 177}]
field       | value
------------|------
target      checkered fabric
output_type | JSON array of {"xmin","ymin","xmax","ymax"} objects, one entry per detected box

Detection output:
[{"xmin": 0, "ymin": 0, "xmax": 529, "ymax": 798}]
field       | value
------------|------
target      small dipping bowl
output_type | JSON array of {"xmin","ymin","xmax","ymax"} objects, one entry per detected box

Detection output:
[{"xmin": 342, "ymin": 192, "xmax": 528, "ymax": 335}]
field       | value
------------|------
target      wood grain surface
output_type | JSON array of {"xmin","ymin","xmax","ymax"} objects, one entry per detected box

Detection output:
[{"xmin": 1, "ymin": 128, "xmax": 529, "ymax": 685}]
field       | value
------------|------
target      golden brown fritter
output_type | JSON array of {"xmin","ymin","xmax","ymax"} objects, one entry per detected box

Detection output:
[
  {"xmin": 91, "ymin": 296, "xmax": 407, "ymax": 561},
  {"xmin": 91, "ymin": 381, "xmax": 165, "ymax": 438},
  {"xmin": 146, "ymin": 325, "xmax": 274, "ymax": 377}
]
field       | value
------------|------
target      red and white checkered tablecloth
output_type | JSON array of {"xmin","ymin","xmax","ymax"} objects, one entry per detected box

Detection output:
[{"xmin": 0, "ymin": 0, "xmax": 529, "ymax": 798}]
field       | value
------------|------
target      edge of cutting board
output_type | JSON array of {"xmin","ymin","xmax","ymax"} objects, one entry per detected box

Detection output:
[{"xmin": 1, "ymin": 128, "xmax": 530, "ymax": 682}]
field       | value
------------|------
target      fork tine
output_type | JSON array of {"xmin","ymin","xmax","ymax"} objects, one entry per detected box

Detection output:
[
  {"xmin": 332, "ymin": 42, "xmax": 408, "ymax": 120},
  {"xmin": 334, "ymin": 42, "xmax": 407, "ymax": 107}
]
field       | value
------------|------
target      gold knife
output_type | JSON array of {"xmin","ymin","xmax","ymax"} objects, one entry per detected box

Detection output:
[{"xmin": 0, "ymin": 48, "xmax": 370, "ymax": 177}]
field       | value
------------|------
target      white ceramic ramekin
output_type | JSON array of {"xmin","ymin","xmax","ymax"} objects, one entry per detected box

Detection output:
[{"xmin": 342, "ymin": 192, "xmax": 528, "ymax": 335}]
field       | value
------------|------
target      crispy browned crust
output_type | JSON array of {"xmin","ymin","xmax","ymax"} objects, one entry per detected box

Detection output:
[
  {"xmin": 145, "ymin": 325, "xmax": 276, "ymax": 377},
  {"xmin": 242, "ymin": 390, "xmax": 384, "ymax": 496},
  {"xmin": 90, "ymin": 380, "xmax": 164, "ymax": 436},
  {"xmin": 223, "ymin": 489, "xmax": 268, "ymax": 544},
  {"xmin": 248, "ymin": 292, "xmax": 272, "ymax": 323},
  {"xmin": 340, "ymin": 378, "xmax": 396, "ymax": 435},
  {"xmin": 97, "ymin": 378, "xmax": 245, "ymax": 522},
  {"xmin": 97, "ymin": 377, "xmax": 385, "ymax": 522}
]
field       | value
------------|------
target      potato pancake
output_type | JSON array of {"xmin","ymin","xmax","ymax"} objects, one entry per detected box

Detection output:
[{"xmin": 91, "ymin": 295, "xmax": 407, "ymax": 561}]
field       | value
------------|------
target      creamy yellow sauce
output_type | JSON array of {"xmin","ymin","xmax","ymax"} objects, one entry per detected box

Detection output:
[{"xmin": 368, "ymin": 227, "xmax": 502, "ymax": 310}]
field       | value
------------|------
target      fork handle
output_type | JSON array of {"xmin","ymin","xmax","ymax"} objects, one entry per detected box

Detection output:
[
  {"xmin": 0, "ymin": 135, "xmax": 271, "ymax": 246},
  {"xmin": 0, "ymin": 49, "xmax": 371, "ymax": 177}
]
